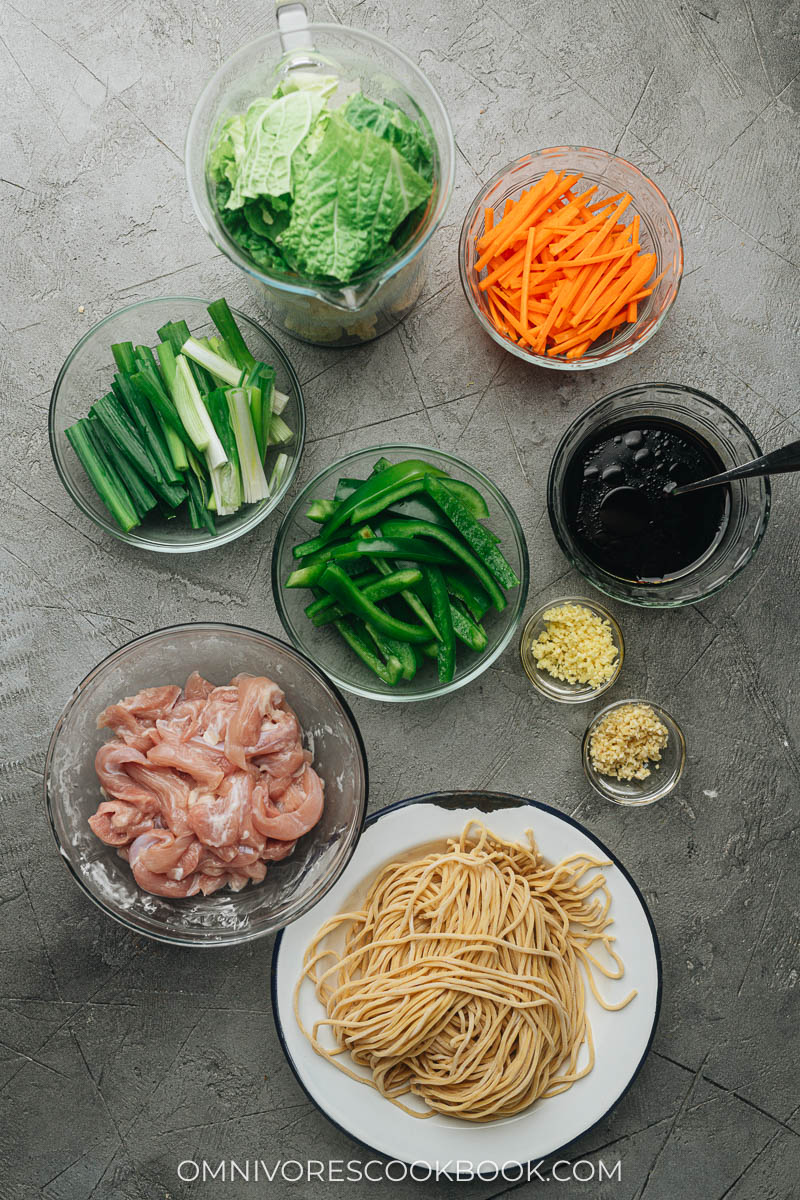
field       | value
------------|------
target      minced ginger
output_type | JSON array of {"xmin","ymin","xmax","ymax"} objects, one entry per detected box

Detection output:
[
  {"xmin": 533, "ymin": 603, "xmax": 618, "ymax": 689},
  {"xmin": 589, "ymin": 703, "xmax": 669, "ymax": 781}
]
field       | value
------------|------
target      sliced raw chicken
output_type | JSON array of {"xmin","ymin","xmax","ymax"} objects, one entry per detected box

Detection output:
[
  {"xmin": 89, "ymin": 673, "xmax": 324, "ymax": 900},
  {"xmin": 224, "ymin": 674, "xmax": 284, "ymax": 770},
  {"xmin": 184, "ymin": 671, "xmax": 214, "ymax": 700},
  {"xmin": 251, "ymin": 765, "xmax": 324, "ymax": 841}
]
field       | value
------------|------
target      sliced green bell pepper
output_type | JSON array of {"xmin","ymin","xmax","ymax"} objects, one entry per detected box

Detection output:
[
  {"xmin": 319, "ymin": 564, "xmax": 435, "ymax": 644},
  {"xmin": 364, "ymin": 622, "xmax": 417, "ymax": 680},
  {"xmin": 305, "ymin": 568, "xmax": 423, "ymax": 626},
  {"xmin": 422, "ymin": 475, "xmax": 520, "ymax": 590},
  {"xmin": 380, "ymin": 518, "xmax": 508, "ymax": 612},
  {"xmin": 332, "ymin": 617, "xmax": 403, "ymax": 685},
  {"xmin": 306, "ymin": 497, "xmax": 338, "ymax": 523},
  {"xmin": 357, "ymin": 526, "xmax": 441, "ymax": 641},
  {"xmin": 424, "ymin": 566, "xmax": 456, "ymax": 683},
  {"xmin": 450, "ymin": 601, "xmax": 488, "ymax": 652},
  {"xmin": 444, "ymin": 571, "xmax": 491, "ymax": 621},
  {"xmin": 293, "ymin": 459, "xmax": 449, "ymax": 557}
]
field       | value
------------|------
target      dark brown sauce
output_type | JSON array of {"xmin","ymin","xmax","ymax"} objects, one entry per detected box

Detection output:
[{"xmin": 563, "ymin": 418, "xmax": 730, "ymax": 583}]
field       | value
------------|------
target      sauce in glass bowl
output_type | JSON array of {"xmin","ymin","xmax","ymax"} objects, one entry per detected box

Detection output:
[{"xmin": 562, "ymin": 417, "xmax": 730, "ymax": 584}]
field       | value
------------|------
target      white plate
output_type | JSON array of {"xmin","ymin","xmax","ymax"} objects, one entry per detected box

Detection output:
[{"xmin": 272, "ymin": 792, "xmax": 662, "ymax": 1173}]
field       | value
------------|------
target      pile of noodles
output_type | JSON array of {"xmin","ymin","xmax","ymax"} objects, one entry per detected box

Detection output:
[{"xmin": 295, "ymin": 821, "xmax": 636, "ymax": 1122}]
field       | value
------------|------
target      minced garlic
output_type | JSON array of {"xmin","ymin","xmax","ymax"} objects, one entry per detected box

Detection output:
[
  {"xmin": 533, "ymin": 603, "xmax": 618, "ymax": 689},
  {"xmin": 589, "ymin": 703, "xmax": 669, "ymax": 781}
]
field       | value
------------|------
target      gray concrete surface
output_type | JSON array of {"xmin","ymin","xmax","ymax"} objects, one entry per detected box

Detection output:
[{"xmin": 2, "ymin": 0, "xmax": 799, "ymax": 1196}]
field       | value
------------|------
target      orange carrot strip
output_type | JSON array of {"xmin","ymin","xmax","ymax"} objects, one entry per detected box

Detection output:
[
  {"xmin": 626, "ymin": 301, "xmax": 637, "ymax": 323},
  {"xmin": 476, "ymin": 171, "xmax": 558, "ymax": 255},
  {"xmin": 588, "ymin": 192, "xmax": 625, "ymax": 213},
  {"xmin": 475, "ymin": 173, "xmax": 580, "ymax": 270},
  {"xmin": 520, "ymin": 226, "xmax": 536, "ymax": 336},
  {"xmin": 490, "ymin": 295, "xmax": 536, "ymax": 348},
  {"xmin": 582, "ymin": 253, "xmax": 656, "ymax": 325},
  {"xmin": 484, "ymin": 207, "xmax": 495, "ymax": 234},
  {"xmin": 478, "ymin": 244, "xmax": 528, "ymax": 291}
]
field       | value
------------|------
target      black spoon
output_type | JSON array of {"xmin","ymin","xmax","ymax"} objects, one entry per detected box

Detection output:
[{"xmin": 668, "ymin": 437, "xmax": 800, "ymax": 497}]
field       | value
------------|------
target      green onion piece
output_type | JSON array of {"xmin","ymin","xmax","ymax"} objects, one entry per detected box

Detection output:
[
  {"xmin": 246, "ymin": 363, "xmax": 275, "ymax": 458},
  {"xmin": 206, "ymin": 389, "xmax": 242, "ymax": 515},
  {"xmin": 227, "ymin": 387, "xmax": 269, "ymax": 503},
  {"xmin": 181, "ymin": 336, "xmax": 242, "ymax": 387},
  {"xmin": 207, "ymin": 298, "xmax": 255, "ymax": 372},
  {"xmin": 111, "ymin": 342, "xmax": 136, "ymax": 374},
  {"xmin": 66, "ymin": 419, "xmax": 140, "ymax": 532},
  {"xmin": 269, "ymin": 452, "xmax": 290, "ymax": 493},
  {"xmin": 184, "ymin": 449, "xmax": 216, "ymax": 534},
  {"xmin": 273, "ymin": 390, "xmax": 289, "ymax": 416},
  {"xmin": 88, "ymin": 415, "xmax": 157, "ymax": 519},
  {"xmin": 172, "ymin": 355, "xmax": 227, "ymax": 467},
  {"xmin": 114, "ymin": 371, "xmax": 181, "ymax": 486},
  {"xmin": 268, "ymin": 414, "xmax": 293, "ymax": 445},
  {"xmin": 207, "ymin": 335, "xmax": 235, "ymax": 366}
]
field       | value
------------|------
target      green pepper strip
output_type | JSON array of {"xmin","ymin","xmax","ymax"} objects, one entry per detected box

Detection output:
[
  {"xmin": 332, "ymin": 617, "xmax": 403, "ymax": 685},
  {"xmin": 450, "ymin": 602, "xmax": 488, "ymax": 652},
  {"xmin": 293, "ymin": 460, "xmax": 449, "ymax": 558},
  {"xmin": 305, "ymin": 568, "xmax": 423, "ymax": 626},
  {"xmin": 286, "ymin": 557, "xmax": 371, "ymax": 589},
  {"xmin": 364, "ymin": 622, "xmax": 417, "ymax": 681},
  {"xmin": 358, "ymin": 526, "xmax": 441, "ymax": 642},
  {"xmin": 319, "ymin": 564, "xmax": 434, "ymax": 644},
  {"xmin": 286, "ymin": 537, "xmax": 456, "ymax": 588},
  {"xmin": 380, "ymin": 518, "xmax": 508, "ymax": 612},
  {"xmin": 444, "ymin": 571, "xmax": 491, "ymax": 621},
  {"xmin": 422, "ymin": 475, "xmax": 520, "ymax": 589},
  {"xmin": 424, "ymin": 566, "xmax": 456, "ymax": 683},
  {"xmin": 304, "ymin": 573, "xmax": 382, "ymax": 620},
  {"xmin": 306, "ymin": 497, "xmax": 338, "ymax": 523},
  {"xmin": 334, "ymin": 475, "xmax": 494, "ymax": 529}
]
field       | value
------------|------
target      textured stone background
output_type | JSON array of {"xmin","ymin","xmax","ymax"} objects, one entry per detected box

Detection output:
[{"xmin": 2, "ymin": 0, "xmax": 799, "ymax": 1196}]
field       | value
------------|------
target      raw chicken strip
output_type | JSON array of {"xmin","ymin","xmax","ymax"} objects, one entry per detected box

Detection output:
[
  {"xmin": 251, "ymin": 765, "xmax": 324, "ymax": 841},
  {"xmin": 224, "ymin": 675, "xmax": 284, "ymax": 770},
  {"xmin": 88, "ymin": 673, "xmax": 324, "ymax": 900}
]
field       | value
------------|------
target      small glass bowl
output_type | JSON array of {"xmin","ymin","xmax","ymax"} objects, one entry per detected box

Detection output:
[
  {"xmin": 49, "ymin": 297, "xmax": 305, "ymax": 552},
  {"xmin": 458, "ymin": 147, "xmax": 682, "ymax": 370},
  {"xmin": 520, "ymin": 596, "xmax": 623, "ymax": 703},
  {"xmin": 582, "ymin": 698, "xmax": 685, "ymax": 806},
  {"xmin": 547, "ymin": 383, "xmax": 771, "ymax": 607},
  {"xmin": 272, "ymin": 445, "xmax": 530, "ymax": 702},
  {"xmin": 44, "ymin": 623, "xmax": 368, "ymax": 946}
]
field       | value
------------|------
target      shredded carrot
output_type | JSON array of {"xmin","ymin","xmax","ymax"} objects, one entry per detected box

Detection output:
[{"xmin": 474, "ymin": 173, "xmax": 663, "ymax": 360}]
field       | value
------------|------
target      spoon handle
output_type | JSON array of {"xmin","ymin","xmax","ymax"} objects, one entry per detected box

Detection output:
[{"xmin": 671, "ymin": 437, "xmax": 800, "ymax": 496}]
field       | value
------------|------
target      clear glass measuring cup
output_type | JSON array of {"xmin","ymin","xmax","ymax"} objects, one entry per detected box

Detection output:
[{"xmin": 185, "ymin": 5, "xmax": 455, "ymax": 347}]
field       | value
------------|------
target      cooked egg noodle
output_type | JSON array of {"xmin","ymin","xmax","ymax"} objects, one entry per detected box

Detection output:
[{"xmin": 294, "ymin": 821, "xmax": 637, "ymax": 1121}]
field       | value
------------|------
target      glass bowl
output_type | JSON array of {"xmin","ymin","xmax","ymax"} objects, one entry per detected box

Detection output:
[
  {"xmin": 458, "ymin": 147, "xmax": 682, "ymax": 370},
  {"xmin": 185, "ymin": 20, "xmax": 455, "ymax": 347},
  {"xmin": 44, "ymin": 624, "xmax": 368, "ymax": 946},
  {"xmin": 520, "ymin": 596, "xmax": 623, "ymax": 703},
  {"xmin": 271, "ymin": 445, "xmax": 530, "ymax": 701},
  {"xmin": 49, "ymin": 297, "xmax": 305, "ymax": 552},
  {"xmin": 582, "ymin": 698, "xmax": 685, "ymax": 806},
  {"xmin": 547, "ymin": 383, "xmax": 770, "ymax": 606}
]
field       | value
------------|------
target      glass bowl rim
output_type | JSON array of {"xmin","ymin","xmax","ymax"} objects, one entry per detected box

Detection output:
[
  {"xmin": 271, "ymin": 443, "xmax": 530, "ymax": 702},
  {"xmin": 43, "ymin": 620, "xmax": 370, "ymax": 947},
  {"xmin": 546, "ymin": 381, "xmax": 772, "ymax": 607},
  {"xmin": 185, "ymin": 23, "xmax": 456, "ymax": 299},
  {"xmin": 457, "ymin": 146, "xmax": 684, "ymax": 371},
  {"xmin": 582, "ymin": 696, "xmax": 686, "ymax": 806},
  {"xmin": 48, "ymin": 296, "xmax": 306, "ymax": 553},
  {"xmin": 519, "ymin": 594, "xmax": 624, "ymax": 704}
]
